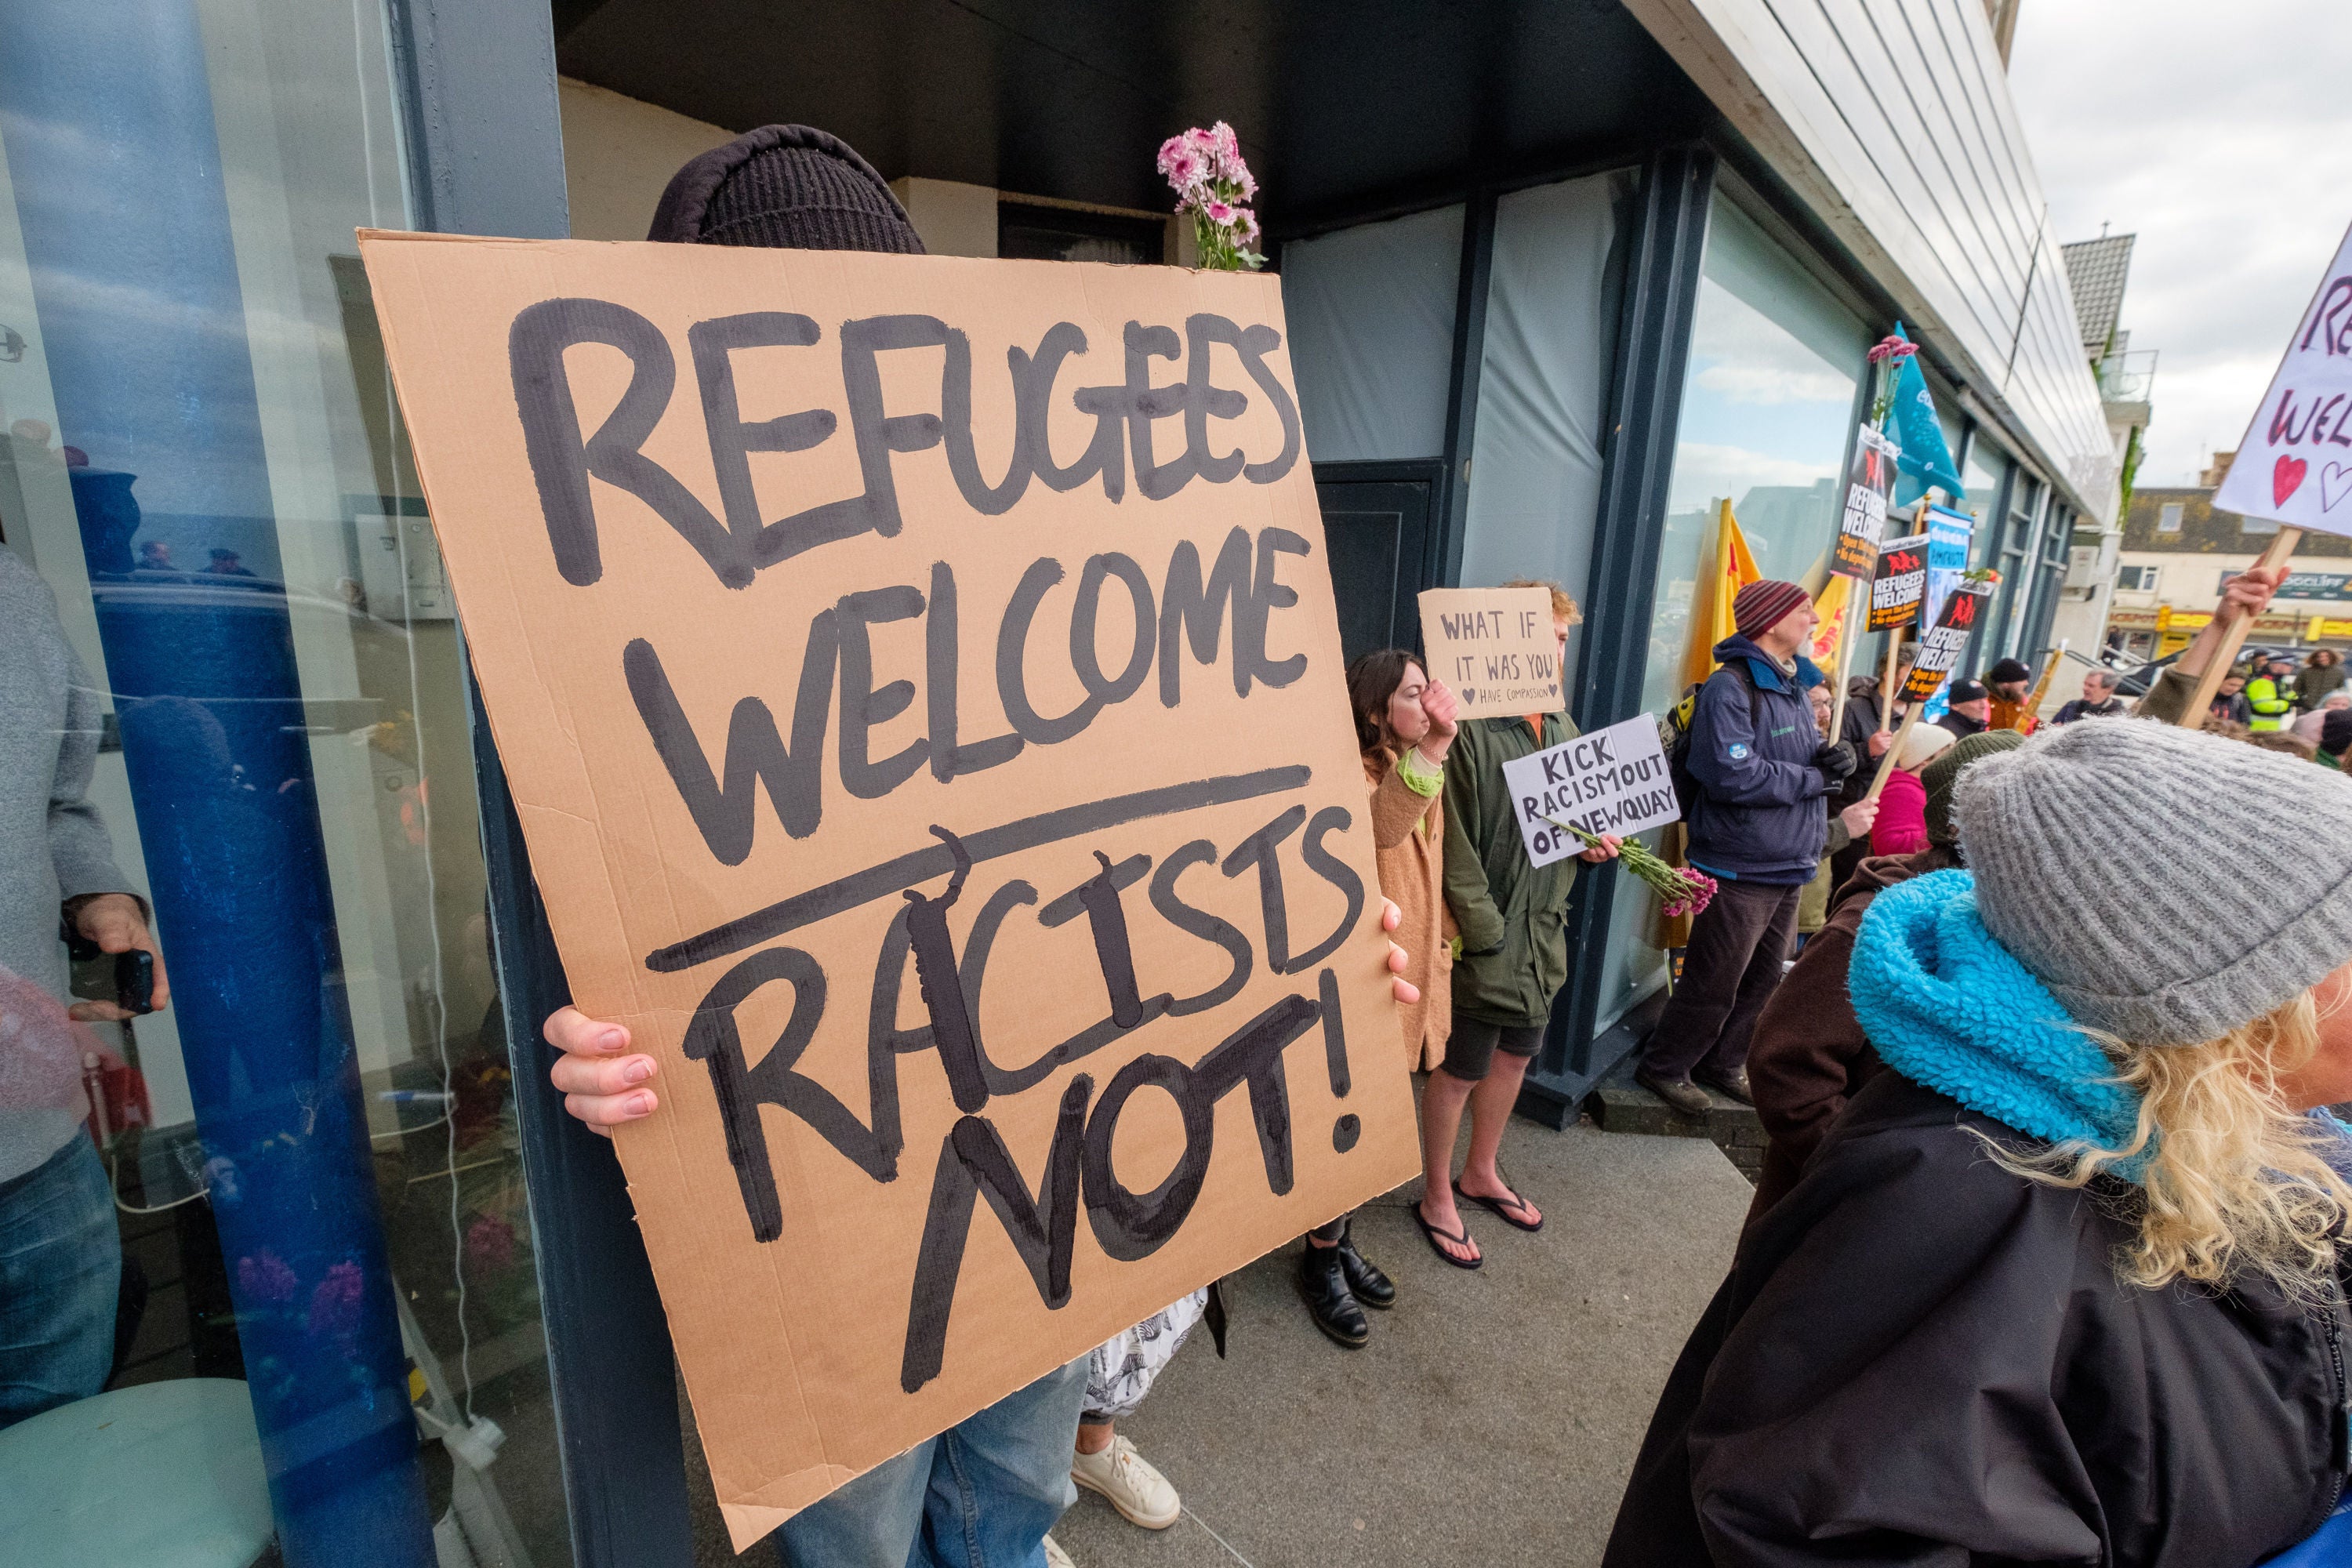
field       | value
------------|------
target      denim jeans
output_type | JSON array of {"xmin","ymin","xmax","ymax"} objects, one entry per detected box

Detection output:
[
  {"xmin": 0, "ymin": 1135, "xmax": 121, "ymax": 1428},
  {"xmin": 777, "ymin": 1356, "xmax": 1085, "ymax": 1568}
]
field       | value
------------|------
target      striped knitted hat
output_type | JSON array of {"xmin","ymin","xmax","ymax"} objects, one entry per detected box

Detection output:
[
  {"xmin": 1733, "ymin": 579, "xmax": 1812, "ymax": 641},
  {"xmin": 1922, "ymin": 728, "xmax": 2024, "ymax": 846},
  {"xmin": 648, "ymin": 124, "xmax": 924, "ymax": 253},
  {"xmin": 1954, "ymin": 718, "xmax": 2352, "ymax": 1044}
]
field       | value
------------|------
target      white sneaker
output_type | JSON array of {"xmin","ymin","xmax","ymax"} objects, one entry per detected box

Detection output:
[
  {"xmin": 1070, "ymin": 1434, "xmax": 1181, "ymax": 1529},
  {"xmin": 1042, "ymin": 1533, "xmax": 1076, "ymax": 1568}
]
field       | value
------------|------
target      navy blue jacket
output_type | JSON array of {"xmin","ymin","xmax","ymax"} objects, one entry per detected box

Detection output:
[{"xmin": 1684, "ymin": 633, "xmax": 1828, "ymax": 884}]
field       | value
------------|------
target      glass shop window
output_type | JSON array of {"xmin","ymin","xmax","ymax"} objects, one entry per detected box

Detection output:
[
  {"xmin": 0, "ymin": 3, "xmax": 571, "ymax": 1563},
  {"xmin": 1598, "ymin": 194, "xmax": 1868, "ymax": 1036}
]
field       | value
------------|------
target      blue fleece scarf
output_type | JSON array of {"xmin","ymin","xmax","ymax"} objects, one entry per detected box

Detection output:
[{"xmin": 1849, "ymin": 870, "xmax": 2148, "ymax": 1181}]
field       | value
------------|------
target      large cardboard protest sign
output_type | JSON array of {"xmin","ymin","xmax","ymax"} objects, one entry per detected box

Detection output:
[
  {"xmin": 2213, "ymin": 218, "xmax": 2352, "ymax": 536},
  {"xmin": 1417, "ymin": 586, "xmax": 1564, "ymax": 718},
  {"xmin": 357, "ymin": 233, "xmax": 1418, "ymax": 1547},
  {"xmin": 1500, "ymin": 714, "xmax": 1679, "ymax": 867},
  {"xmin": 1832, "ymin": 425, "xmax": 1901, "ymax": 577}
]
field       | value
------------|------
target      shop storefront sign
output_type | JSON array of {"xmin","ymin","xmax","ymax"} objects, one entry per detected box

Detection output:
[
  {"xmin": 1417, "ymin": 585, "xmax": 1563, "ymax": 718},
  {"xmin": 358, "ymin": 234, "xmax": 1418, "ymax": 1548},
  {"xmin": 1831, "ymin": 424, "xmax": 1900, "ymax": 577},
  {"xmin": 2217, "ymin": 568, "xmax": 2352, "ymax": 600}
]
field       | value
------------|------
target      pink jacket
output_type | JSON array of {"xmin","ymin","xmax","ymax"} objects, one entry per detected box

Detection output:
[{"xmin": 1870, "ymin": 768, "xmax": 1930, "ymax": 857}]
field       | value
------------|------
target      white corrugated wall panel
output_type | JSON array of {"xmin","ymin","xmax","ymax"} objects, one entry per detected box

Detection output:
[{"xmin": 1624, "ymin": 0, "xmax": 2118, "ymax": 521}]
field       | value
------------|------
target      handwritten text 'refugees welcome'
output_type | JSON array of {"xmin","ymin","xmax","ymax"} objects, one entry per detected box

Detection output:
[
  {"xmin": 505, "ymin": 297, "xmax": 1365, "ymax": 1390},
  {"xmin": 509, "ymin": 300, "xmax": 1315, "ymax": 859}
]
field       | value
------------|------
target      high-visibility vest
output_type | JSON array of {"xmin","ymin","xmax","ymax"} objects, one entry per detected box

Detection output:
[{"xmin": 2247, "ymin": 675, "xmax": 2292, "ymax": 732}]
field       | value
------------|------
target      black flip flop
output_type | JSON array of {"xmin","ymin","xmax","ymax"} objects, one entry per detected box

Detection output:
[
  {"xmin": 1412, "ymin": 1203, "xmax": 1483, "ymax": 1270},
  {"xmin": 1455, "ymin": 1181, "xmax": 1544, "ymax": 1234}
]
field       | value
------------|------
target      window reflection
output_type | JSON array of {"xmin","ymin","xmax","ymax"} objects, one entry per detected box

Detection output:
[
  {"xmin": 0, "ymin": 2, "xmax": 568, "ymax": 1562},
  {"xmin": 1602, "ymin": 195, "xmax": 1867, "ymax": 1036}
]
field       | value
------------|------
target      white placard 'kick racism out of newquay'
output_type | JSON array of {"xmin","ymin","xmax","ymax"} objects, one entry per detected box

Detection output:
[{"xmin": 1501, "ymin": 713, "xmax": 1680, "ymax": 869}]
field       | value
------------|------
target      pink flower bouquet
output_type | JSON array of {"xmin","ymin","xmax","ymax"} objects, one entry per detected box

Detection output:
[
  {"xmin": 1157, "ymin": 122, "xmax": 1265, "ymax": 271},
  {"xmin": 1541, "ymin": 815, "xmax": 1717, "ymax": 918}
]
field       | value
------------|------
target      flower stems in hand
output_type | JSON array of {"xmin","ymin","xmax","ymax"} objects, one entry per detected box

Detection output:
[{"xmin": 1541, "ymin": 816, "xmax": 1718, "ymax": 919}]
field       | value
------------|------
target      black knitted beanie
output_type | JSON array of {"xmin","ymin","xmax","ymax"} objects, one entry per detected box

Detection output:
[{"xmin": 646, "ymin": 124, "xmax": 924, "ymax": 253}]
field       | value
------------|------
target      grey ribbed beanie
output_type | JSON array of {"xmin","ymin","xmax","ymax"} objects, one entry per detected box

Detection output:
[{"xmin": 1955, "ymin": 719, "xmax": 2352, "ymax": 1045}]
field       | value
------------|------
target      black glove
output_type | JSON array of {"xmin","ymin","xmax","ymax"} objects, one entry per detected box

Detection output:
[{"xmin": 1811, "ymin": 740, "xmax": 1857, "ymax": 789}]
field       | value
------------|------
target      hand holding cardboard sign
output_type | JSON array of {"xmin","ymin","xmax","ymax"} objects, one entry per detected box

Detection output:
[
  {"xmin": 2177, "ymin": 564, "xmax": 2287, "ymax": 678},
  {"xmin": 544, "ymin": 898, "xmax": 1429, "ymax": 1137}
]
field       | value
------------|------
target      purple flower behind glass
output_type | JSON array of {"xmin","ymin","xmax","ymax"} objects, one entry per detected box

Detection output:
[
  {"xmin": 238, "ymin": 1249, "xmax": 299, "ymax": 1304},
  {"xmin": 307, "ymin": 1260, "xmax": 365, "ymax": 1337},
  {"xmin": 466, "ymin": 1212, "xmax": 517, "ymax": 1272}
]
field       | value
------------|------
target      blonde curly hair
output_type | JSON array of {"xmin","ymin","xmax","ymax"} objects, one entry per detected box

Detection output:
[{"xmin": 1988, "ymin": 983, "xmax": 2352, "ymax": 1297}]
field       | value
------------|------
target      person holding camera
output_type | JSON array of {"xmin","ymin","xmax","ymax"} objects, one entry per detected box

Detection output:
[
  {"xmin": 1636, "ymin": 581, "xmax": 1851, "ymax": 1116},
  {"xmin": 1, "ymin": 546, "xmax": 169, "ymax": 1428}
]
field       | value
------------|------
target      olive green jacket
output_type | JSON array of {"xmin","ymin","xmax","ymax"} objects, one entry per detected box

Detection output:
[{"xmin": 1441, "ymin": 713, "xmax": 1584, "ymax": 1029}]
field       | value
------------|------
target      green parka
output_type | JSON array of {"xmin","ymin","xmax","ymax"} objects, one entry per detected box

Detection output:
[{"xmin": 1441, "ymin": 713, "xmax": 1585, "ymax": 1029}]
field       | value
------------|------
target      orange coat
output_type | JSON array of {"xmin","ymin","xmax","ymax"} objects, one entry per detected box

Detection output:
[
  {"xmin": 1988, "ymin": 695, "xmax": 2040, "ymax": 735},
  {"xmin": 1364, "ymin": 753, "xmax": 1453, "ymax": 1071}
]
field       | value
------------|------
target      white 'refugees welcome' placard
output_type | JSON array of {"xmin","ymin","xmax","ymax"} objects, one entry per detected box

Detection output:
[
  {"xmin": 2215, "ymin": 218, "xmax": 2352, "ymax": 535},
  {"xmin": 1501, "ymin": 713, "xmax": 1679, "ymax": 867}
]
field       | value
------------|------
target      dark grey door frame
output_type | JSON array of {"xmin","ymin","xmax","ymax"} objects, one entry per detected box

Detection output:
[
  {"xmin": 1518, "ymin": 144, "xmax": 1717, "ymax": 1123},
  {"xmin": 384, "ymin": 3, "xmax": 697, "ymax": 1564}
]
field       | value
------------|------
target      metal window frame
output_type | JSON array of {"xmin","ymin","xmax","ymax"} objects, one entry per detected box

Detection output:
[
  {"xmin": 1518, "ymin": 146, "xmax": 1717, "ymax": 1122},
  {"xmin": 384, "ymin": 2, "xmax": 698, "ymax": 1563},
  {"xmin": 1273, "ymin": 150, "xmax": 1708, "ymax": 1120}
]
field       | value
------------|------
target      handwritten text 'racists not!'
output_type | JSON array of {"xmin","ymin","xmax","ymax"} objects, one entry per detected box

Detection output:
[
  {"xmin": 624, "ymin": 527, "xmax": 1311, "ymax": 866},
  {"xmin": 680, "ymin": 803, "xmax": 1365, "ymax": 1392},
  {"xmin": 510, "ymin": 302, "xmax": 1304, "ymax": 590}
]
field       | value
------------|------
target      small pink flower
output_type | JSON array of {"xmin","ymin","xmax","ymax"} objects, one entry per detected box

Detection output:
[
  {"xmin": 1186, "ymin": 125, "xmax": 1221, "ymax": 153},
  {"xmin": 1161, "ymin": 149, "xmax": 1205, "ymax": 194},
  {"xmin": 238, "ymin": 1250, "xmax": 299, "ymax": 1304},
  {"xmin": 1206, "ymin": 200, "xmax": 1236, "ymax": 224},
  {"xmin": 307, "ymin": 1260, "xmax": 365, "ymax": 1338},
  {"xmin": 1867, "ymin": 336, "xmax": 1918, "ymax": 365},
  {"xmin": 466, "ymin": 1212, "xmax": 517, "ymax": 1271},
  {"xmin": 1233, "ymin": 208, "xmax": 1261, "ymax": 243}
]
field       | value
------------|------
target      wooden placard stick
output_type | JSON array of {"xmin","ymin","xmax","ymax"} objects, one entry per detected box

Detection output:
[
  {"xmin": 2176, "ymin": 527, "xmax": 2303, "ymax": 728},
  {"xmin": 1864, "ymin": 697, "xmax": 1931, "ymax": 805},
  {"xmin": 1878, "ymin": 630, "xmax": 1903, "ymax": 733}
]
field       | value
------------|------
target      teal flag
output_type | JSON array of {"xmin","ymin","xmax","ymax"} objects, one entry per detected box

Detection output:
[{"xmin": 1889, "ymin": 323, "xmax": 1966, "ymax": 506}]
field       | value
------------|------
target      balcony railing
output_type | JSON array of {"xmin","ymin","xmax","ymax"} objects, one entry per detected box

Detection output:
[{"xmin": 2094, "ymin": 347, "xmax": 2158, "ymax": 405}]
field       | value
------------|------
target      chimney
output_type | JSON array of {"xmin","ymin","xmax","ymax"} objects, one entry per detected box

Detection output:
[{"xmin": 2200, "ymin": 450, "xmax": 2235, "ymax": 488}]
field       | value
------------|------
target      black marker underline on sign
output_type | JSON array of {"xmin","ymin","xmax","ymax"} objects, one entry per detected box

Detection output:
[{"xmin": 644, "ymin": 766, "xmax": 1315, "ymax": 973}]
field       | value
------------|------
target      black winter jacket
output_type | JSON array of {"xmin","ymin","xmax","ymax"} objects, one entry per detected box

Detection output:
[
  {"xmin": 1684, "ymin": 633, "xmax": 1831, "ymax": 884},
  {"xmin": 1605, "ymin": 1070, "xmax": 2350, "ymax": 1568}
]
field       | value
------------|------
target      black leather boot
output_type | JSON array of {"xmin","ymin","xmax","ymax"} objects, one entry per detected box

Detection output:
[
  {"xmin": 1334, "ymin": 1221, "xmax": 1395, "ymax": 1309},
  {"xmin": 1298, "ymin": 1240, "xmax": 1369, "ymax": 1348}
]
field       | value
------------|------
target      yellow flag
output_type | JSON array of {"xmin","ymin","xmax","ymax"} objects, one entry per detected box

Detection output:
[
  {"xmin": 1807, "ymin": 575, "xmax": 1850, "ymax": 667},
  {"xmin": 1681, "ymin": 499, "xmax": 1761, "ymax": 693}
]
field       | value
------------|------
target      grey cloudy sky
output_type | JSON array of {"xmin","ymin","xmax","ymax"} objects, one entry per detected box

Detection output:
[{"xmin": 2009, "ymin": 1, "xmax": 2352, "ymax": 488}]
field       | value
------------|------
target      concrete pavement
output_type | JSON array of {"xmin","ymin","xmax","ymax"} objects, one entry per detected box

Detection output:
[
  {"xmin": 684, "ymin": 1120, "xmax": 1751, "ymax": 1566},
  {"xmin": 1051, "ymin": 1123, "xmax": 1751, "ymax": 1568}
]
